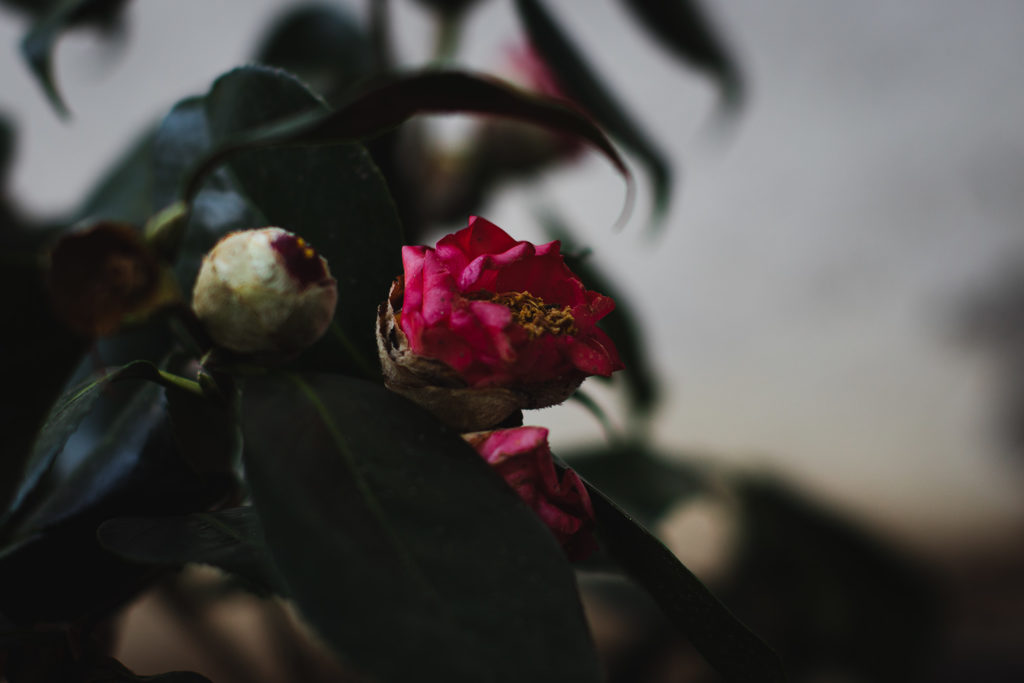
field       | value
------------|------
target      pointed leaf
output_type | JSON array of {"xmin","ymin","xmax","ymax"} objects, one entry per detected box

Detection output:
[
  {"xmin": 514, "ymin": 0, "xmax": 670, "ymax": 224},
  {"xmin": 242, "ymin": 372, "xmax": 600, "ymax": 683},
  {"xmin": 0, "ymin": 361, "xmax": 168, "ymax": 531},
  {"xmin": 183, "ymin": 70, "xmax": 631, "ymax": 211},
  {"xmin": 98, "ymin": 508, "xmax": 285, "ymax": 595},
  {"xmin": 617, "ymin": 0, "xmax": 744, "ymax": 111},
  {"xmin": 18, "ymin": 0, "xmax": 130, "ymax": 117},
  {"xmin": 584, "ymin": 477, "xmax": 787, "ymax": 683}
]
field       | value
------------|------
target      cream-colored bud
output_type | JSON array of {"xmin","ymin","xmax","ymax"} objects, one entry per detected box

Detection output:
[{"xmin": 192, "ymin": 227, "xmax": 337, "ymax": 356}]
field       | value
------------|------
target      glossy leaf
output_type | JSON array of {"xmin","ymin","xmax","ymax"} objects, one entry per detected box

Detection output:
[
  {"xmin": 98, "ymin": 508, "xmax": 284, "ymax": 595},
  {"xmin": 584, "ymin": 477, "xmax": 787, "ymax": 683},
  {"xmin": 513, "ymin": 0, "xmax": 670, "ymax": 224},
  {"xmin": 242, "ymin": 372, "xmax": 600, "ymax": 683},
  {"xmin": 0, "ymin": 360, "xmax": 169, "ymax": 533},
  {"xmin": 201, "ymin": 66, "xmax": 404, "ymax": 376},
  {"xmin": 0, "ymin": 378, "xmax": 228, "ymax": 624},
  {"xmin": 183, "ymin": 70, "xmax": 631, "ymax": 208},
  {"xmin": 617, "ymin": 0, "xmax": 744, "ymax": 111}
]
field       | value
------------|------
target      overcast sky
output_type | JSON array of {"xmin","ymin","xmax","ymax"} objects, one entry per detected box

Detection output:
[{"xmin": 2, "ymin": 0, "xmax": 1023, "ymax": 555}]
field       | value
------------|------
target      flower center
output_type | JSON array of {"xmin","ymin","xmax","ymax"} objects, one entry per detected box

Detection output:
[{"xmin": 470, "ymin": 290, "xmax": 577, "ymax": 338}]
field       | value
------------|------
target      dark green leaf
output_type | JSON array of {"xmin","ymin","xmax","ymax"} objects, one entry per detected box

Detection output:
[
  {"xmin": 242, "ymin": 372, "xmax": 600, "ymax": 683},
  {"xmin": 584, "ymin": 477, "xmax": 787, "ymax": 683},
  {"xmin": 617, "ymin": 0, "xmax": 744, "ymax": 111},
  {"xmin": 0, "ymin": 360, "xmax": 166, "ymax": 532},
  {"xmin": 544, "ymin": 214, "xmax": 659, "ymax": 415},
  {"xmin": 8, "ymin": 369, "xmax": 218, "ymax": 541},
  {"xmin": 183, "ymin": 70, "xmax": 631, "ymax": 210},
  {"xmin": 200, "ymin": 66, "xmax": 403, "ymax": 376},
  {"xmin": 98, "ymin": 508, "xmax": 285, "ymax": 595},
  {"xmin": 0, "ymin": 377, "xmax": 228, "ymax": 624},
  {"xmin": 514, "ymin": 0, "xmax": 670, "ymax": 224},
  {"xmin": 18, "ymin": 0, "xmax": 130, "ymax": 118}
]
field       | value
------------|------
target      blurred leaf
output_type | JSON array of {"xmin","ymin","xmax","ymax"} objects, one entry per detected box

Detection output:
[
  {"xmin": 545, "ymin": 215, "xmax": 659, "ymax": 416},
  {"xmin": 184, "ymin": 69, "xmax": 631, "ymax": 208},
  {"xmin": 242, "ymin": 372, "xmax": 600, "ymax": 683},
  {"xmin": 566, "ymin": 444, "xmax": 703, "ymax": 524},
  {"xmin": 0, "ymin": 360, "xmax": 165, "ymax": 535},
  {"xmin": 583, "ymin": 476, "xmax": 787, "ymax": 683},
  {"xmin": 75, "ymin": 126, "xmax": 157, "ymax": 224},
  {"xmin": 98, "ymin": 508, "xmax": 284, "ymax": 595},
  {"xmin": 254, "ymin": 3, "xmax": 374, "ymax": 101},
  {"xmin": 617, "ymin": 0, "xmax": 743, "ymax": 112},
  {"xmin": 513, "ymin": 0, "xmax": 670, "ymax": 224},
  {"xmin": 724, "ymin": 478, "xmax": 939, "ymax": 682},
  {"xmin": 201, "ymin": 66, "xmax": 404, "ymax": 376},
  {"xmin": 18, "ymin": 0, "xmax": 131, "ymax": 118},
  {"xmin": 409, "ymin": 0, "xmax": 481, "ymax": 15}
]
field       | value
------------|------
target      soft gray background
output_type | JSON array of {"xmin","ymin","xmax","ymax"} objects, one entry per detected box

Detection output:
[{"xmin": 2, "ymin": 0, "xmax": 1023, "ymax": 556}]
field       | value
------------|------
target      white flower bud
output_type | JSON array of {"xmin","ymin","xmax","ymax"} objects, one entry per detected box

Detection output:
[{"xmin": 192, "ymin": 227, "xmax": 337, "ymax": 356}]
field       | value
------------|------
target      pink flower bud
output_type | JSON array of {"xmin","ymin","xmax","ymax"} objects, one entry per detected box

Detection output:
[
  {"xmin": 464, "ymin": 426, "xmax": 596, "ymax": 560},
  {"xmin": 377, "ymin": 216, "xmax": 622, "ymax": 430},
  {"xmin": 192, "ymin": 228, "xmax": 337, "ymax": 356}
]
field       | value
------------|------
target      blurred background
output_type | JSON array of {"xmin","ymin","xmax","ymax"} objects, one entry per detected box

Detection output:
[{"xmin": 2, "ymin": 0, "xmax": 1023, "ymax": 681}]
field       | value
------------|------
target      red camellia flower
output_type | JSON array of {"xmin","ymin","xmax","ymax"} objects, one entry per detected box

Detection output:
[
  {"xmin": 377, "ymin": 216, "xmax": 623, "ymax": 430},
  {"xmin": 464, "ymin": 426, "xmax": 596, "ymax": 560},
  {"xmin": 399, "ymin": 216, "xmax": 622, "ymax": 386}
]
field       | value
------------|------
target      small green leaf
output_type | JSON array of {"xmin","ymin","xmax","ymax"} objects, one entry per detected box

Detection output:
[
  {"xmin": 98, "ymin": 508, "xmax": 284, "ymax": 595},
  {"xmin": 617, "ymin": 0, "xmax": 744, "ymax": 112},
  {"xmin": 242, "ymin": 372, "xmax": 600, "ymax": 683},
  {"xmin": 584, "ymin": 477, "xmax": 787, "ymax": 683},
  {"xmin": 514, "ymin": 0, "xmax": 671, "ymax": 225}
]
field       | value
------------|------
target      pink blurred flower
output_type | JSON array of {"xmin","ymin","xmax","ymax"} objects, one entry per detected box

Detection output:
[
  {"xmin": 465, "ymin": 426, "xmax": 596, "ymax": 560},
  {"xmin": 398, "ymin": 216, "xmax": 622, "ymax": 387}
]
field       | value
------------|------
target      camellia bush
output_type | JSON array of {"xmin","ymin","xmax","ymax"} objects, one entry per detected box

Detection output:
[{"xmin": 2, "ymin": 1, "xmax": 939, "ymax": 682}]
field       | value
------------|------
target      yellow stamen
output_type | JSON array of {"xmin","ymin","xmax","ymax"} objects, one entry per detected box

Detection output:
[
  {"xmin": 469, "ymin": 290, "xmax": 577, "ymax": 338},
  {"xmin": 303, "ymin": 247, "xmax": 315, "ymax": 259}
]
